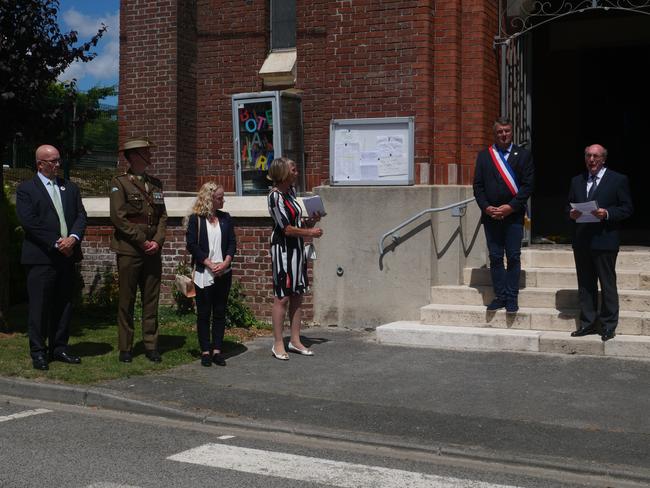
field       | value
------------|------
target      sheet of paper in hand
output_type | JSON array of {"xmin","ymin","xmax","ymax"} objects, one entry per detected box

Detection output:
[
  {"xmin": 302, "ymin": 195, "xmax": 326, "ymax": 218},
  {"xmin": 570, "ymin": 201, "xmax": 599, "ymax": 223}
]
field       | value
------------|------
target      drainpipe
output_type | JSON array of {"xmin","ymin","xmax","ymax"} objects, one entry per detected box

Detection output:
[{"xmin": 500, "ymin": 41, "xmax": 508, "ymax": 118}]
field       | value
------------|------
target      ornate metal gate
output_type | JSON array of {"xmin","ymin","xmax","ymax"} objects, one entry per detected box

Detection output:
[{"xmin": 495, "ymin": 0, "xmax": 650, "ymax": 141}]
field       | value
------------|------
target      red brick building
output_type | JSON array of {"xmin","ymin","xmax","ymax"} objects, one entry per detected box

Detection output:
[
  {"xmin": 108, "ymin": 1, "xmax": 650, "ymax": 320},
  {"xmin": 119, "ymin": 0, "xmax": 503, "ymax": 191}
]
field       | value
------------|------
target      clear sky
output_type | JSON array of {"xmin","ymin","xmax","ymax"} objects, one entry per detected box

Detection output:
[{"xmin": 57, "ymin": 0, "xmax": 119, "ymax": 105}]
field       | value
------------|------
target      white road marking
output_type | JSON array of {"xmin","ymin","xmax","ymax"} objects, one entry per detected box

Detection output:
[
  {"xmin": 84, "ymin": 484, "xmax": 143, "ymax": 488},
  {"xmin": 168, "ymin": 443, "xmax": 523, "ymax": 488},
  {"xmin": 218, "ymin": 435, "xmax": 235, "ymax": 440},
  {"xmin": 0, "ymin": 408, "xmax": 52, "ymax": 423}
]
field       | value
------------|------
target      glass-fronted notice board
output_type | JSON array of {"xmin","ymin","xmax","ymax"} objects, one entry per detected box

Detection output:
[
  {"xmin": 329, "ymin": 117, "xmax": 414, "ymax": 186},
  {"xmin": 232, "ymin": 91, "xmax": 304, "ymax": 195}
]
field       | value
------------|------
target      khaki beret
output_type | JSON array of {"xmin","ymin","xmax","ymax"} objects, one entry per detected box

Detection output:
[{"xmin": 120, "ymin": 137, "xmax": 155, "ymax": 151}]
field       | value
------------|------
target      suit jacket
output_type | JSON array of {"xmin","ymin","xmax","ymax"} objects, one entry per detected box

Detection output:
[
  {"xmin": 473, "ymin": 144, "xmax": 534, "ymax": 224},
  {"xmin": 186, "ymin": 211, "xmax": 237, "ymax": 272},
  {"xmin": 16, "ymin": 174, "xmax": 87, "ymax": 265},
  {"xmin": 568, "ymin": 168, "xmax": 633, "ymax": 251}
]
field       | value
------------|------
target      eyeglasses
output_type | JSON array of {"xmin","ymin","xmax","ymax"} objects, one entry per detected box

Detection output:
[
  {"xmin": 38, "ymin": 158, "xmax": 61, "ymax": 165},
  {"xmin": 585, "ymin": 154, "xmax": 604, "ymax": 159}
]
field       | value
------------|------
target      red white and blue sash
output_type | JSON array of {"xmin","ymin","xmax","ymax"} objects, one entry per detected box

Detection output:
[{"xmin": 488, "ymin": 145, "xmax": 518, "ymax": 196}]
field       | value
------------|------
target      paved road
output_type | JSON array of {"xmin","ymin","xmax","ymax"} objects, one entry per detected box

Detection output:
[
  {"xmin": 1, "ymin": 327, "xmax": 649, "ymax": 486},
  {"xmin": 0, "ymin": 396, "xmax": 636, "ymax": 488}
]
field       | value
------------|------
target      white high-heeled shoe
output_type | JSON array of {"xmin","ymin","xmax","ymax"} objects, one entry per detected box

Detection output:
[
  {"xmin": 271, "ymin": 346, "xmax": 289, "ymax": 360},
  {"xmin": 288, "ymin": 342, "xmax": 314, "ymax": 356}
]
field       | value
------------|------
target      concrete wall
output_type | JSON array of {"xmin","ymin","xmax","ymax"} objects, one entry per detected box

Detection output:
[{"xmin": 313, "ymin": 185, "xmax": 486, "ymax": 327}]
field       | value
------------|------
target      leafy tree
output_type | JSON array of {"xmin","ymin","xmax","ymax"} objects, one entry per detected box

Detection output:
[
  {"xmin": 0, "ymin": 0, "xmax": 105, "ymax": 329},
  {"xmin": 38, "ymin": 83, "xmax": 117, "ymax": 165}
]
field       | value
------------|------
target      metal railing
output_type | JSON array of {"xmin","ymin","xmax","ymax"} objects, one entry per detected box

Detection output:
[{"xmin": 378, "ymin": 197, "xmax": 476, "ymax": 255}]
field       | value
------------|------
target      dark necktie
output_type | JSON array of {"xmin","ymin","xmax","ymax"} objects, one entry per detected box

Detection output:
[{"xmin": 587, "ymin": 175, "xmax": 598, "ymax": 200}]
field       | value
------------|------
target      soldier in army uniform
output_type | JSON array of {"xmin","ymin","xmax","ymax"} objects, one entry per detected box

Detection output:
[{"xmin": 110, "ymin": 138, "xmax": 167, "ymax": 363}]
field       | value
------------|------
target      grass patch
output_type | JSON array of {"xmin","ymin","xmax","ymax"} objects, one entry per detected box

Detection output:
[{"xmin": 1, "ymin": 303, "xmax": 271, "ymax": 385}]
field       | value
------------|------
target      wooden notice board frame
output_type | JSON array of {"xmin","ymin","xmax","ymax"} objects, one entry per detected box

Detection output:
[{"xmin": 329, "ymin": 117, "xmax": 415, "ymax": 186}]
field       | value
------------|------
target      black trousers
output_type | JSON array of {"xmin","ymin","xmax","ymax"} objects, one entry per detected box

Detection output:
[
  {"xmin": 195, "ymin": 272, "xmax": 232, "ymax": 353},
  {"xmin": 25, "ymin": 262, "xmax": 74, "ymax": 358},
  {"xmin": 573, "ymin": 249, "xmax": 619, "ymax": 333}
]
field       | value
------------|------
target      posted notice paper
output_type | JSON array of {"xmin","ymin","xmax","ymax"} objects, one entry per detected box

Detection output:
[
  {"xmin": 570, "ymin": 200, "xmax": 599, "ymax": 223},
  {"xmin": 302, "ymin": 195, "xmax": 326, "ymax": 217}
]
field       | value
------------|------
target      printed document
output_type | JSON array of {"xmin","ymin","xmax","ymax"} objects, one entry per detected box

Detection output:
[
  {"xmin": 570, "ymin": 201, "xmax": 599, "ymax": 223},
  {"xmin": 302, "ymin": 195, "xmax": 326, "ymax": 218}
]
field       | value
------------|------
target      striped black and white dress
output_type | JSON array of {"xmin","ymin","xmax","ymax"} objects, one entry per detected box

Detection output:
[{"xmin": 268, "ymin": 186, "xmax": 308, "ymax": 298}]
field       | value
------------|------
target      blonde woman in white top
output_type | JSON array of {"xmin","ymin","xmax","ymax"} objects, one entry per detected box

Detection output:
[{"xmin": 186, "ymin": 183, "xmax": 236, "ymax": 367}]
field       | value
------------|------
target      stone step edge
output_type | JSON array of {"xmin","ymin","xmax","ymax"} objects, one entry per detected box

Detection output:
[
  {"xmin": 433, "ymin": 285, "xmax": 650, "ymax": 295},
  {"xmin": 420, "ymin": 303, "xmax": 650, "ymax": 319},
  {"xmin": 376, "ymin": 322, "xmax": 650, "ymax": 359}
]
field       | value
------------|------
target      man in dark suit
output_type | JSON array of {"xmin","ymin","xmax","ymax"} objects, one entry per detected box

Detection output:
[
  {"xmin": 473, "ymin": 118, "xmax": 534, "ymax": 313},
  {"xmin": 16, "ymin": 145, "xmax": 87, "ymax": 370},
  {"xmin": 568, "ymin": 144, "xmax": 633, "ymax": 341}
]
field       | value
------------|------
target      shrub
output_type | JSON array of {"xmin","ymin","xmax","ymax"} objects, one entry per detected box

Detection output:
[
  {"xmin": 226, "ymin": 280, "xmax": 260, "ymax": 329},
  {"xmin": 85, "ymin": 268, "xmax": 120, "ymax": 308},
  {"xmin": 2, "ymin": 183, "xmax": 26, "ymax": 305}
]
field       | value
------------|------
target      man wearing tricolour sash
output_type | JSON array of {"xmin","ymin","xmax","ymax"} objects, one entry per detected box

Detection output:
[{"xmin": 473, "ymin": 118, "xmax": 534, "ymax": 313}]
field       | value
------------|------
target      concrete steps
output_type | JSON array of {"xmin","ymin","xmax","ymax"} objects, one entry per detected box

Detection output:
[
  {"xmin": 520, "ymin": 248, "xmax": 650, "ymax": 271},
  {"xmin": 377, "ymin": 322, "xmax": 650, "ymax": 359},
  {"xmin": 376, "ymin": 247, "xmax": 650, "ymax": 360},
  {"xmin": 419, "ymin": 304, "xmax": 649, "ymax": 335},
  {"xmin": 464, "ymin": 267, "xmax": 649, "ymax": 289},
  {"xmin": 430, "ymin": 285, "xmax": 650, "ymax": 312}
]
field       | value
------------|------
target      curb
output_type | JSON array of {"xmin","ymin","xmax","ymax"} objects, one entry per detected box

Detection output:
[
  {"xmin": 0, "ymin": 376, "xmax": 203, "ymax": 423},
  {"xmin": 2, "ymin": 376, "xmax": 650, "ymax": 487}
]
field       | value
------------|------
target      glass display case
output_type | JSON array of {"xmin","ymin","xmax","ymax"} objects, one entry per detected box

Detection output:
[{"xmin": 232, "ymin": 91, "xmax": 304, "ymax": 195}]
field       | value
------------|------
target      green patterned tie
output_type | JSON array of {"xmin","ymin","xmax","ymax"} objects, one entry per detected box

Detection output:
[{"xmin": 49, "ymin": 180, "xmax": 68, "ymax": 237}]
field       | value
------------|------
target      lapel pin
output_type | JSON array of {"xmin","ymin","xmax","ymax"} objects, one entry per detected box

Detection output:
[{"xmin": 60, "ymin": 186, "xmax": 66, "ymax": 191}]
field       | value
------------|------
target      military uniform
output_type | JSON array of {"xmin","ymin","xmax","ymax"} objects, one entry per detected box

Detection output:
[{"xmin": 110, "ymin": 169, "xmax": 167, "ymax": 354}]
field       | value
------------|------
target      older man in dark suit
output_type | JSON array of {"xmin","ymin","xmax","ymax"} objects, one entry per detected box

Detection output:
[
  {"xmin": 568, "ymin": 144, "xmax": 633, "ymax": 341},
  {"xmin": 16, "ymin": 144, "xmax": 87, "ymax": 370},
  {"xmin": 473, "ymin": 118, "xmax": 534, "ymax": 313}
]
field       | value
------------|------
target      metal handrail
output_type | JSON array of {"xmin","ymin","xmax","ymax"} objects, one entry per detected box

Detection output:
[{"xmin": 378, "ymin": 197, "xmax": 476, "ymax": 255}]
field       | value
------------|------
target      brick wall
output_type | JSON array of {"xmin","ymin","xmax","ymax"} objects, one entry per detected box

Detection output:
[
  {"xmin": 119, "ymin": 0, "xmax": 197, "ymax": 190},
  {"xmin": 80, "ymin": 219, "xmax": 314, "ymax": 324},
  {"xmin": 433, "ymin": 0, "xmax": 500, "ymax": 184},
  {"xmin": 121, "ymin": 0, "xmax": 500, "ymax": 193}
]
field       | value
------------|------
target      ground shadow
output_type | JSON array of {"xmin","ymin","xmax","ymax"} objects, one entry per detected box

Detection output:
[
  {"xmin": 68, "ymin": 341, "xmax": 113, "ymax": 358},
  {"xmin": 293, "ymin": 335, "xmax": 329, "ymax": 348},
  {"xmin": 187, "ymin": 341, "xmax": 249, "ymax": 359},
  {"xmin": 133, "ymin": 334, "xmax": 186, "ymax": 357}
]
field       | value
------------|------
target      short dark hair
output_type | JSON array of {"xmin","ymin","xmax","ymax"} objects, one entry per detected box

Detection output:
[{"xmin": 493, "ymin": 117, "xmax": 512, "ymax": 130}]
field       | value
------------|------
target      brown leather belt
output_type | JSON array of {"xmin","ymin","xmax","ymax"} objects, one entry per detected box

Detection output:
[{"xmin": 127, "ymin": 215, "xmax": 151, "ymax": 225}]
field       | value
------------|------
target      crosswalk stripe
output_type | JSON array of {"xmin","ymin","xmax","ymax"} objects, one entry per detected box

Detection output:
[
  {"xmin": 84, "ymin": 484, "xmax": 143, "ymax": 488},
  {"xmin": 84, "ymin": 484, "xmax": 142, "ymax": 488},
  {"xmin": 168, "ymin": 443, "xmax": 522, "ymax": 488},
  {"xmin": 0, "ymin": 408, "xmax": 52, "ymax": 423}
]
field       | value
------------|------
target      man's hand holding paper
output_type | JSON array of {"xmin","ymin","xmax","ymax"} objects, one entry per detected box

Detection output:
[{"xmin": 570, "ymin": 201, "xmax": 600, "ymax": 223}]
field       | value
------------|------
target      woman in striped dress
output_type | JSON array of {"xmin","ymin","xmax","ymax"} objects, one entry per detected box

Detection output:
[{"xmin": 267, "ymin": 157, "xmax": 323, "ymax": 360}]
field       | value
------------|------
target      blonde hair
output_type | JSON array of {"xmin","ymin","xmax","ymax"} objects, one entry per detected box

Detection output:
[
  {"xmin": 267, "ymin": 157, "xmax": 294, "ymax": 185},
  {"xmin": 191, "ymin": 182, "xmax": 224, "ymax": 217}
]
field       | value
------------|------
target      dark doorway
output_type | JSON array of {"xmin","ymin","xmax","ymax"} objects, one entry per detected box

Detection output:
[{"xmin": 530, "ymin": 11, "xmax": 650, "ymax": 245}]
